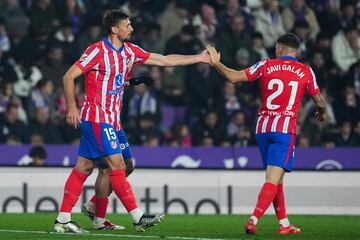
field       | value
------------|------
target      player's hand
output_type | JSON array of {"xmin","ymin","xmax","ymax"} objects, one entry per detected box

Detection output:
[
  {"xmin": 206, "ymin": 45, "xmax": 221, "ymax": 66},
  {"xmin": 198, "ymin": 49, "xmax": 211, "ymax": 64},
  {"xmin": 314, "ymin": 111, "xmax": 326, "ymax": 122},
  {"xmin": 66, "ymin": 106, "xmax": 81, "ymax": 129},
  {"xmin": 128, "ymin": 76, "xmax": 154, "ymax": 86}
]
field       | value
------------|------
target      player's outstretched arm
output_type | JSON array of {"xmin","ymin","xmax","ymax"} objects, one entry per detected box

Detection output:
[
  {"xmin": 207, "ymin": 45, "xmax": 248, "ymax": 83},
  {"xmin": 63, "ymin": 64, "xmax": 82, "ymax": 129},
  {"xmin": 311, "ymin": 93, "xmax": 327, "ymax": 122},
  {"xmin": 143, "ymin": 51, "xmax": 210, "ymax": 67}
]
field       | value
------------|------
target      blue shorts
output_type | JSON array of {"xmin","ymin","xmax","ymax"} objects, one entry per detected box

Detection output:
[
  {"xmin": 256, "ymin": 132, "xmax": 296, "ymax": 172},
  {"xmin": 78, "ymin": 121, "xmax": 132, "ymax": 166}
]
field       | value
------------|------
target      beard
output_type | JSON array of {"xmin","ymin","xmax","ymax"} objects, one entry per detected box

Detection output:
[{"xmin": 121, "ymin": 33, "xmax": 132, "ymax": 42}]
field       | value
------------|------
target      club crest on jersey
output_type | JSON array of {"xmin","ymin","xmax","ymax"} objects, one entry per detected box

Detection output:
[{"xmin": 110, "ymin": 140, "xmax": 118, "ymax": 149}]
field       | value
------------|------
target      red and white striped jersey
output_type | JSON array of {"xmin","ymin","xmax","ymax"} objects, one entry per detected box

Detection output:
[
  {"xmin": 75, "ymin": 38, "xmax": 150, "ymax": 131},
  {"xmin": 245, "ymin": 56, "xmax": 320, "ymax": 135}
]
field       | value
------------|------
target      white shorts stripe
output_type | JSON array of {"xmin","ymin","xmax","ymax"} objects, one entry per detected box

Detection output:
[
  {"xmin": 283, "ymin": 116, "xmax": 290, "ymax": 133},
  {"xmin": 261, "ymin": 116, "xmax": 269, "ymax": 133},
  {"xmin": 271, "ymin": 115, "xmax": 281, "ymax": 132},
  {"xmin": 255, "ymin": 115, "xmax": 262, "ymax": 134}
]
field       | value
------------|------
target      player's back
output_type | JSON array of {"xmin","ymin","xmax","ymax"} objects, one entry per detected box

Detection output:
[{"xmin": 245, "ymin": 56, "xmax": 320, "ymax": 134}]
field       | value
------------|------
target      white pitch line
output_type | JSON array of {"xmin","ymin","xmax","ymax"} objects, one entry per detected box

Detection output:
[{"xmin": 0, "ymin": 229, "xmax": 230, "ymax": 240}]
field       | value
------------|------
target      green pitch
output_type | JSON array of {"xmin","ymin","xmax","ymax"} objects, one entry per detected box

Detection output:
[{"xmin": 0, "ymin": 214, "xmax": 359, "ymax": 240}]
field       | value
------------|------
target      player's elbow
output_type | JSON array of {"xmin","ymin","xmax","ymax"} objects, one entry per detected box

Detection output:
[{"xmin": 227, "ymin": 75, "xmax": 239, "ymax": 83}]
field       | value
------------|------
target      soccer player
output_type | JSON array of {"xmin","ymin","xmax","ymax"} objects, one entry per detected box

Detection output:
[
  {"xmin": 54, "ymin": 10, "xmax": 210, "ymax": 233},
  {"xmin": 206, "ymin": 33, "xmax": 326, "ymax": 235}
]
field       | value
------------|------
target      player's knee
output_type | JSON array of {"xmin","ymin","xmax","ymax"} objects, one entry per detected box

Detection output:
[{"xmin": 104, "ymin": 155, "xmax": 126, "ymax": 170}]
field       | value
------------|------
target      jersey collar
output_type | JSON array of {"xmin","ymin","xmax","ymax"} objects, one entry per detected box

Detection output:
[
  {"xmin": 103, "ymin": 37, "xmax": 124, "ymax": 53},
  {"xmin": 279, "ymin": 56, "xmax": 298, "ymax": 61}
]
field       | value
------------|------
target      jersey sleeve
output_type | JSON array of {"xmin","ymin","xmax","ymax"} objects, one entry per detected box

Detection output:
[
  {"xmin": 128, "ymin": 43, "xmax": 151, "ymax": 65},
  {"xmin": 75, "ymin": 45, "xmax": 100, "ymax": 73},
  {"xmin": 244, "ymin": 59, "xmax": 267, "ymax": 82},
  {"xmin": 306, "ymin": 66, "xmax": 321, "ymax": 96}
]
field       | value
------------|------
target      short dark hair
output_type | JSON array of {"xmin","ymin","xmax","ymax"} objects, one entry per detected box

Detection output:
[
  {"xmin": 103, "ymin": 10, "xmax": 129, "ymax": 35},
  {"xmin": 29, "ymin": 145, "xmax": 47, "ymax": 159},
  {"xmin": 277, "ymin": 33, "xmax": 301, "ymax": 49}
]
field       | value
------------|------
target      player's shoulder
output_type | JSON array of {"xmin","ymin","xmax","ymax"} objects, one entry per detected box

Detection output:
[
  {"xmin": 248, "ymin": 58, "xmax": 269, "ymax": 74},
  {"xmin": 84, "ymin": 41, "xmax": 104, "ymax": 54},
  {"xmin": 124, "ymin": 42, "xmax": 147, "ymax": 52}
]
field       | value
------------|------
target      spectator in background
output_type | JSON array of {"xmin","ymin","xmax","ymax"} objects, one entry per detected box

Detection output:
[
  {"xmin": 0, "ymin": 17, "xmax": 10, "ymax": 52},
  {"xmin": 345, "ymin": 61, "xmax": 360, "ymax": 97},
  {"xmin": 132, "ymin": 113, "xmax": 162, "ymax": 146},
  {"xmin": 58, "ymin": 0, "xmax": 86, "ymax": 36},
  {"xmin": 185, "ymin": 63, "xmax": 222, "ymax": 122},
  {"xmin": 28, "ymin": 106, "xmax": 64, "ymax": 144},
  {"xmin": 193, "ymin": 4, "xmax": 218, "ymax": 46},
  {"xmin": 167, "ymin": 122, "xmax": 192, "ymax": 147},
  {"xmin": 282, "ymin": 0, "xmax": 320, "ymax": 40},
  {"xmin": 334, "ymin": 86, "xmax": 360, "ymax": 124},
  {"xmin": 0, "ymin": 103, "xmax": 29, "ymax": 143},
  {"xmin": 338, "ymin": 2, "xmax": 359, "ymax": 30},
  {"xmin": 292, "ymin": 20, "xmax": 311, "ymax": 59},
  {"xmin": 233, "ymin": 47, "xmax": 259, "ymax": 69},
  {"xmin": 161, "ymin": 66, "xmax": 187, "ymax": 130},
  {"xmin": 335, "ymin": 121, "xmax": 358, "ymax": 146},
  {"xmin": 17, "ymin": 145, "xmax": 47, "ymax": 166},
  {"xmin": 321, "ymin": 134, "xmax": 336, "ymax": 148},
  {"xmin": 0, "ymin": 82, "xmax": 15, "ymax": 112},
  {"xmin": 76, "ymin": 23, "xmax": 102, "ymax": 55},
  {"xmin": 216, "ymin": 15, "xmax": 252, "ymax": 66},
  {"xmin": 0, "ymin": 49, "xmax": 17, "ymax": 83},
  {"xmin": 39, "ymin": 46, "xmax": 69, "ymax": 88},
  {"xmin": 310, "ymin": 51, "xmax": 334, "ymax": 92},
  {"xmin": 218, "ymin": 0, "xmax": 254, "ymax": 33},
  {"xmin": 222, "ymin": 81, "xmax": 241, "ymax": 118},
  {"xmin": 0, "ymin": 0, "xmax": 30, "ymax": 42},
  {"xmin": 165, "ymin": 24, "xmax": 203, "ymax": 56},
  {"xmin": 13, "ymin": 58, "xmax": 43, "ymax": 106},
  {"xmin": 308, "ymin": 0, "xmax": 341, "ymax": 37},
  {"xmin": 50, "ymin": 22, "xmax": 77, "ymax": 64},
  {"xmin": 127, "ymin": 83, "xmax": 161, "ymax": 124},
  {"xmin": 298, "ymin": 135, "xmax": 310, "ymax": 148},
  {"xmin": 331, "ymin": 25, "xmax": 360, "ymax": 73},
  {"xmin": 139, "ymin": 23, "xmax": 163, "ymax": 54},
  {"xmin": 30, "ymin": 79, "xmax": 54, "ymax": 118},
  {"xmin": 254, "ymin": 0, "xmax": 285, "ymax": 49},
  {"xmin": 227, "ymin": 110, "xmax": 253, "ymax": 146},
  {"xmin": 192, "ymin": 110, "xmax": 226, "ymax": 146},
  {"xmin": 158, "ymin": 1, "xmax": 190, "ymax": 45},
  {"xmin": 28, "ymin": 0, "xmax": 59, "ymax": 38},
  {"xmin": 252, "ymin": 32, "xmax": 269, "ymax": 59},
  {"xmin": 30, "ymin": 132, "xmax": 45, "ymax": 145}
]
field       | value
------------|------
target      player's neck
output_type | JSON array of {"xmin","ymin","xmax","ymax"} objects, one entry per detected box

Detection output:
[
  {"xmin": 107, "ymin": 36, "xmax": 124, "ymax": 51},
  {"xmin": 278, "ymin": 54, "xmax": 297, "ymax": 59}
]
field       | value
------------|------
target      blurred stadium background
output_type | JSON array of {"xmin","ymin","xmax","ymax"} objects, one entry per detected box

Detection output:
[{"xmin": 0, "ymin": 0, "xmax": 360, "ymax": 239}]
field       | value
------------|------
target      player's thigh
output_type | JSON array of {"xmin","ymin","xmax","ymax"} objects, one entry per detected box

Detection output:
[
  {"xmin": 116, "ymin": 130, "xmax": 132, "ymax": 160},
  {"xmin": 103, "ymin": 153, "xmax": 126, "ymax": 170},
  {"xmin": 256, "ymin": 133, "xmax": 270, "ymax": 166},
  {"xmin": 75, "ymin": 156, "xmax": 95, "ymax": 175},
  {"xmin": 266, "ymin": 133, "xmax": 296, "ymax": 172}
]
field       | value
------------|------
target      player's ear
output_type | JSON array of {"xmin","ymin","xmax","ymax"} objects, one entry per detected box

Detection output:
[{"xmin": 111, "ymin": 26, "xmax": 118, "ymax": 34}]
